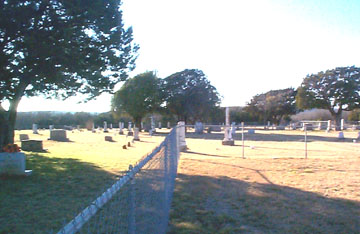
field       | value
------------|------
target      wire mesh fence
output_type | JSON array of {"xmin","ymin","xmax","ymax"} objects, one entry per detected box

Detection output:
[{"xmin": 56, "ymin": 127, "xmax": 180, "ymax": 234}]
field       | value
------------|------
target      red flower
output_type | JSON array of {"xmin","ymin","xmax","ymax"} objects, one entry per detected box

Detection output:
[{"xmin": 2, "ymin": 144, "xmax": 21, "ymax": 153}]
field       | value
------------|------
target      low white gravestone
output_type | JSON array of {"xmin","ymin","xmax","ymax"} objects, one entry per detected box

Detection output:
[
  {"xmin": 49, "ymin": 130, "xmax": 69, "ymax": 141},
  {"xmin": 21, "ymin": 140, "xmax": 43, "ymax": 152},
  {"xmin": 167, "ymin": 122, "xmax": 171, "ymax": 129},
  {"xmin": 0, "ymin": 152, "xmax": 32, "ymax": 176},
  {"xmin": 338, "ymin": 131, "xmax": 345, "ymax": 140},
  {"xmin": 49, "ymin": 125, "xmax": 54, "ymax": 131}
]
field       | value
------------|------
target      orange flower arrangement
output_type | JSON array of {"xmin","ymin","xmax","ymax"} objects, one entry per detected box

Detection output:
[{"xmin": 2, "ymin": 144, "xmax": 21, "ymax": 153}]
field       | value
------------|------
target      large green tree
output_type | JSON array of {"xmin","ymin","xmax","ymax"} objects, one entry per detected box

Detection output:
[
  {"xmin": 0, "ymin": 0, "xmax": 138, "ymax": 150},
  {"xmin": 245, "ymin": 88, "xmax": 297, "ymax": 125},
  {"xmin": 111, "ymin": 71, "xmax": 162, "ymax": 129},
  {"xmin": 296, "ymin": 66, "xmax": 360, "ymax": 128},
  {"xmin": 163, "ymin": 69, "xmax": 221, "ymax": 123}
]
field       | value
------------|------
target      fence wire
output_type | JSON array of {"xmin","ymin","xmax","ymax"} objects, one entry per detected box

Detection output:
[{"xmin": 56, "ymin": 127, "xmax": 180, "ymax": 234}]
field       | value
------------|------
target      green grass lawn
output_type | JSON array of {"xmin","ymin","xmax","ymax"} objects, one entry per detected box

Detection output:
[{"xmin": 0, "ymin": 129, "xmax": 166, "ymax": 233}]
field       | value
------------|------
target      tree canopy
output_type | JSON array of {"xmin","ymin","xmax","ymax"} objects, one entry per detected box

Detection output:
[
  {"xmin": 162, "ymin": 69, "xmax": 221, "ymax": 123},
  {"xmin": 0, "ymin": 0, "xmax": 138, "ymax": 149},
  {"xmin": 296, "ymin": 66, "xmax": 360, "ymax": 126},
  {"xmin": 245, "ymin": 88, "xmax": 297, "ymax": 125},
  {"xmin": 111, "ymin": 71, "xmax": 162, "ymax": 129}
]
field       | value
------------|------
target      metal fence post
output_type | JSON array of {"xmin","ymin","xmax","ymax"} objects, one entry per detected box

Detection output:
[
  {"xmin": 128, "ymin": 165, "xmax": 135, "ymax": 234},
  {"xmin": 304, "ymin": 125, "xmax": 308, "ymax": 159},
  {"xmin": 242, "ymin": 122, "xmax": 245, "ymax": 159}
]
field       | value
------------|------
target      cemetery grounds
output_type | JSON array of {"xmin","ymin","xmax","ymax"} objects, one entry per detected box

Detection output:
[{"xmin": 0, "ymin": 128, "xmax": 359, "ymax": 233}]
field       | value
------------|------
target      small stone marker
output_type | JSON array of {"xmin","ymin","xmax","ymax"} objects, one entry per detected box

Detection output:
[
  {"xmin": 21, "ymin": 140, "xmax": 43, "ymax": 152},
  {"xmin": 110, "ymin": 123, "xmax": 113, "ymax": 129},
  {"xmin": 127, "ymin": 122, "xmax": 133, "ymax": 136},
  {"xmin": 231, "ymin": 122, "xmax": 236, "ymax": 135},
  {"xmin": 275, "ymin": 126, "xmax": 285, "ymax": 130},
  {"xmin": 32, "ymin": 124, "xmax": 38, "ymax": 134},
  {"xmin": 19, "ymin": 134, "xmax": 29, "ymax": 141},
  {"xmin": 0, "ymin": 152, "xmax": 32, "ymax": 176},
  {"xmin": 248, "ymin": 129, "xmax": 255, "ymax": 134},
  {"xmin": 167, "ymin": 122, "xmax": 170, "ymax": 129},
  {"xmin": 77, "ymin": 125, "xmax": 80, "ymax": 131},
  {"xmin": 105, "ymin": 136, "xmax": 113, "ymax": 142},
  {"xmin": 49, "ymin": 125, "xmax": 54, "ymax": 131},
  {"xmin": 92, "ymin": 123, "xmax": 96, "ymax": 133},
  {"xmin": 158, "ymin": 122, "xmax": 162, "ymax": 129},
  {"xmin": 49, "ymin": 130, "xmax": 69, "ymax": 141},
  {"xmin": 133, "ymin": 128, "xmax": 140, "ymax": 141},
  {"xmin": 338, "ymin": 131, "xmax": 345, "ymax": 139}
]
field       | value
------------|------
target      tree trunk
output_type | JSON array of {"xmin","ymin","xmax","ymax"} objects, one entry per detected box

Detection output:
[
  {"xmin": 0, "ymin": 81, "xmax": 28, "ymax": 151},
  {"xmin": 334, "ymin": 112, "xmax": 342, "ymax": 131},
  {"xmin": 134, "ymin": 116, "xmax": 142, "ymax": 131}
]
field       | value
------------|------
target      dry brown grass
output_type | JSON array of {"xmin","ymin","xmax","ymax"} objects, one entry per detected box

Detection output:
[{"xmin": 169, "ymin": 129, "xmax": 360, "ymax": 233}]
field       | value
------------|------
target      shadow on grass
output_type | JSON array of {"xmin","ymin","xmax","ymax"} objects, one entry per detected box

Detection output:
[
  {"xmin": 185, "ymin": 132, "xmax": 357, "ymax": 143},
  {"xmin": 168, "ymin": 173, "xmax": 360, "ymax": 234},
  {"xmin": 0, "ymin": 153, "xmax": 120, "ymax": 234}
]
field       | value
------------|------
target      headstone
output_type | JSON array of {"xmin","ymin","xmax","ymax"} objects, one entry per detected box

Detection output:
[
  {"xmin": 49, "ymin": 130, "xmax": 69, "ymax": 141},
  {"xmin": 150, "ymin": 116, "xmax": 156, "ymax": 133},
  {"xmin": 103, "ymin": 121, "xmax": 108, "ymax": 133},
  {"xmin": 49, "ymin": 125, "xmax": 54, "ymax": 131},
  {"xmin": 133, "ymin": 128, "xmax": 140, "ymax": 141},
  {"xmin": 128, "ymin": 122, "xmax": 132, "ymax": 131},
  {"xmin": 128, "ymin": 122, "xmax": 133, "ymax": 136},
  {"xmin": 248, "ymin": 129, "xmax": 255, "ymax": 134},
  {"xmin": 77, "ymin": 125, "xmax": 80, "ymax": 131},
  {"xmin": 167, "ymin": 122, "xmax": 171, "ymax": 129},
  {"xmin": 110, "ymin": 123, "xmax": 113, "ymax": 129},
  {"xmin": 105, "ymin": 136, "xmax": 113, "ymax": 142},
  {"xmin": 222, "ymin": 107, "xmax": 234, "ymax": 146},
  {"xmin": 177, "ymin": 121, "xmax": 187, "ymax": 151},
  {"xmin": 338, "ymin": 131, "xmax": 345, "ymax": 139},
  {"xmin": 32, "ymin": 124, "xmax": 38, "ymax": 134},
  {"xmin": 119, "ymin": 122, "xmax": 124, "ymax": 135},
  {"xmin": 158, "ymin": 122, "xmax": 162, "ymax": 129},
  {"xmin": 0, "ymin": 152, "xmax": 30, "ymax": 176},
  {"xmin": 141, "ymin": 122, "xmax": 144, "ymax": 130},
  {"xmin": 290, "ymin": 123, "xmax": 296, "ymax": 130},
  {"xmin": 21, "ymin": 140, "xmax": 43, "ymax": 152},
  {"xmin": 19, "ymin": 134, "xmax": 29, "ymax": 141},
  {"xmin": 92, "ymin": 123, "xmax": 96, "ymax": 133},
  {"xmin": 195, "ymin": 122, "xmax": 204, "ymax": 134}
]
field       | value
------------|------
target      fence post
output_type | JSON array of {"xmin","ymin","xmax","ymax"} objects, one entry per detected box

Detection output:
[
  {"xmin": 128, "ymin": 165, "xmax": 135, "ymax": 234},
  {"xmin": 242, "ymin": 122, "xmax": 245, "ymax": 159},
  {"xmin": 304, "ymin": 125, "xmax": 308, "ymax": 159}
]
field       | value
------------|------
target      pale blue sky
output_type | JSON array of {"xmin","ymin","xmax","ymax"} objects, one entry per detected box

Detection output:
[{"xmin": 18, "ymin": 0, "xmax": 360, "ymax": 112}]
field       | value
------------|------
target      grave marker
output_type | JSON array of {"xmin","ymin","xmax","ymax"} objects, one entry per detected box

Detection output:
[
  {"xmin": 32, "ymin": 124, "xmax": 38, "ymax": 134},
  {"xmin": 49, "ymin": 130, "xmax": 69, "ymax": 141},
  {"xmin": 222, "ymin": 107, "xmax": 234, "ymax": 145}
]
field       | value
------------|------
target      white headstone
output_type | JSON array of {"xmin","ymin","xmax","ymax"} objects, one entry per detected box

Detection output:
[
  {"xmin": 231, "ymin": 122, "xmax": 236, "ymax": 134},
  {"xmin": 338, "ymin": 131, "xmax": 345, "ymax": 139},
  {"xmin": 151, "ymin": 116, "xmax": 155, "ymax": 132},
  {"xmin": 119, "ymin": 122, "xmax": 124, "ymax": 134},
  {"xmin": 141, "ymin": 122, "xmax": 144, "ymax": 129},
  {"xmin": 341, "ymin": 119, "xmax": 345, "ymax": 130},
  {"xmin": 134, "ymin": 128, "xmax": 140, "ymax": 141},
  {"xmin": 195, "ymin": 122, "xmax": 203, "ymax": 134},
  {"xmin": 49, "ymin": 125, "xmax": 54, "ymax": 131},
  {"xmin": 128, "ymin": 122, "xmax": 132, "ymax": 131},
  {"xmin": 177, "ymin": 121, "xmax": 187, "ymax": 151},
  {"xmin": 92, "ymin": 123, "xmax": 95, "ymax": 133},
  {"xmin": 32, "ymin": 124, "xmax": 38, "ymax": 134},
  {"xmin": 110, "ymin": 123, "xmax": 113, "ymax": 129},
  {"xmin": 167, "ymin": 122, "xmax": 170, "ymax": 129},
  {"xmin": 222, "ymin": 107, "xmax": 234, "ymax": 145},
  {"xmin": 103, "ymin": 121, "xmax": 108, "ymax": 132}
]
